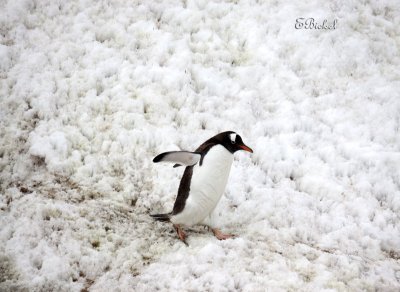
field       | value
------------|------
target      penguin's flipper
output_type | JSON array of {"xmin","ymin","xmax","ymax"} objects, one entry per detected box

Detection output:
[{"xmin": 153, "ymin": 151, "xmax": 201, "ymax": 167}]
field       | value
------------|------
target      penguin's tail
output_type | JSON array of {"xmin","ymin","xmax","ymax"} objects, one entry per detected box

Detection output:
[{"xmin": 150, "ymin": 212, "xmax": 171, "ymax": 222}]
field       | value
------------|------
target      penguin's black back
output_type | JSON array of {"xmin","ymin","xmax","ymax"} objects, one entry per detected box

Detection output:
[{"xmin": 172, "ymin": 165, "xmax": 194, "ymax": 215}]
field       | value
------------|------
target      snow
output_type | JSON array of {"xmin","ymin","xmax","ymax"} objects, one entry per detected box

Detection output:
[{"xmin": 1, "ymin": 0, "xmax": 400, "ymax": 291}]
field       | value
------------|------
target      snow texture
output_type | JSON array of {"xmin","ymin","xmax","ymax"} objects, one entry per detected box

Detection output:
[{"xmin": 1, "ymin": 0, "xmax": 400, "ymax": 291}]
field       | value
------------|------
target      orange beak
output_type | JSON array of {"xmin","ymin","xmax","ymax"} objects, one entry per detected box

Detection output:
[{"xmin": 239, "ymin": 144, "xmax": 253, "ymax": 153}]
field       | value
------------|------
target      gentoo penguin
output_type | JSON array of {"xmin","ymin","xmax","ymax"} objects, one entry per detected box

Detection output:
[{"xmin": 151, "ymin": 131, "xmax": 253, "ymax": 244}]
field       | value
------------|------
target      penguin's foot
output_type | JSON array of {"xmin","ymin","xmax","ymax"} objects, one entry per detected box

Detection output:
[
  {"xmin": 211, "ymin": 228, "xmax": 235, "ymax": 240},
  {"xmin": 173, "ymin": 224, "xmax": 188, "ymax": 245}
]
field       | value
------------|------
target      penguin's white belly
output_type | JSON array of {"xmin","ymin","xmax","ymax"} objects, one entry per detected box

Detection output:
[{"xmin": 171, "ymin": 145, "xmax": 233, "ymax": 226}]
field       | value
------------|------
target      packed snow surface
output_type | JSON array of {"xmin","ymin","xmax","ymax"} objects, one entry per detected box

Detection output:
[{"xmin": 1, "ymin": 0, "xmax": 400, "ymax": 291}]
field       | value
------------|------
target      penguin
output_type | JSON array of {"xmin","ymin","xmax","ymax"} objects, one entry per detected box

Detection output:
[{"xmin": 151, "ymin": 131, "xmax": 253, "ymax": 244}]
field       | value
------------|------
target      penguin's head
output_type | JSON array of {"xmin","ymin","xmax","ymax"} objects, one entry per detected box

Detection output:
[{"xmin": 217, "ymin": 131, "xmax": 253, "ymax": 154}]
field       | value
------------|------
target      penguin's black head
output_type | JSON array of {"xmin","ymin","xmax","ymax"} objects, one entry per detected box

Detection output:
[{"xmin": 216, "ymin": 131, "xmax": 253, "ymax": 154}]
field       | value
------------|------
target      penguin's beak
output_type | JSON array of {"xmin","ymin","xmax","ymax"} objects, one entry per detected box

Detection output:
[{"xmin": 239, "ymin": 143, "xmax": 253, "ymax": 153}]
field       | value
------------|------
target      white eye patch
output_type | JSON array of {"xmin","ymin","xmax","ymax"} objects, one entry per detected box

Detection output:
[{"xmin": 229, "ymin": 133, "xmax": 237, "ymax": 143}]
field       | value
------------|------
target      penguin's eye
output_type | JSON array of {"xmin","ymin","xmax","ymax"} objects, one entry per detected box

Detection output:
[{"xmin": 231, "ymin": 140, "xmax": 236, "ymax": 144}]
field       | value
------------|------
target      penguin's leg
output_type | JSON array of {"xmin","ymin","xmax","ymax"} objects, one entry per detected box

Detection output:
[
  {"xmin": 173, "ymin": 224, "xmax": 188, "ymax": 245},
  {"xmin": 211, "ymin": 228, "xmax": 235, "ymax": 240},
  {"xmin": 202, "ymin": 214, "xmax": 235, "ymax": 240}
]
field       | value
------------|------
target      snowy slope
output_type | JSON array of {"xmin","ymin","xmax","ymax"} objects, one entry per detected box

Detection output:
[{"xmin": 1, "ymin": 0, "xmax": 400, "ymax": 291}]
